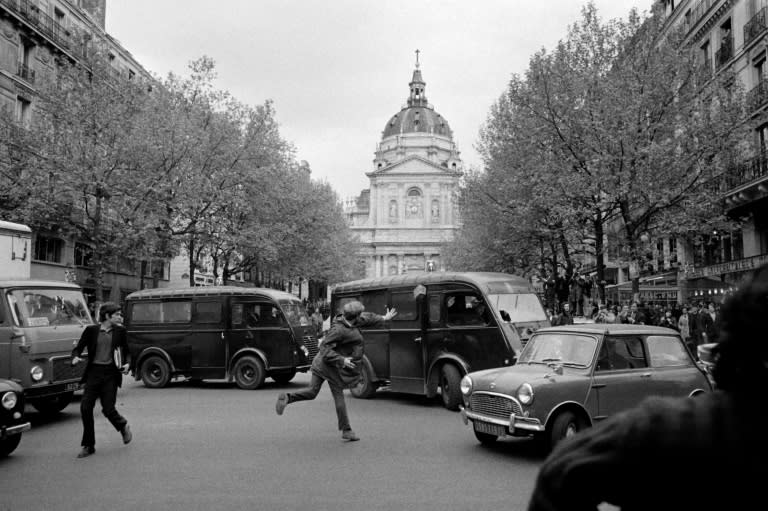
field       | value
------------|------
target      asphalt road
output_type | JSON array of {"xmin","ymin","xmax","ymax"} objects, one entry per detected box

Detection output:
[{"xmin": 0, "ymin": 373, "xmax": 545, "ymax": 511}]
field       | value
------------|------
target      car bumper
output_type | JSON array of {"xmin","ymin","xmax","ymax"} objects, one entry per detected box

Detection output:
[
  {"xmin": 1, "ymin": 422, "xmax": 31, "ymax": 438},
  {"xmin": 460, "ymin": 406, "xmax": 546, "ymax": 433},
  {"xmin": 25, "ymin": 380, "xmax": 82, "ymax": 399}
]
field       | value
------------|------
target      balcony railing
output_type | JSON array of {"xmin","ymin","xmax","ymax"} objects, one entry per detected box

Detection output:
[
  {"xmin": 724, "ymin": 150, "xmax": 768, "ymax": 191},
  {"xmin": 0, "ymin": 0, "xmax": 71, "ymax": 50},
  {"xmin": 715, "ymin": 36, "xmax": 733, "ymax": 70},
  {"xmin": 745, "ymin": 7, "xmax": 768, "ymax": 47},
  {"xmin": 747, "ymin": 76, "xmax": 768, "ymax": 113},
  {"xmin": 16, "ymin": 61, "xmax": 35, "ymax": 83}
]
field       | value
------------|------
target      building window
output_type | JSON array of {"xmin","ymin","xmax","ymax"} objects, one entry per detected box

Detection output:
[
  {"xmin": 33, "ymin": 236, "xmax": 63, "ymax": 263},
  {"xmin": 16, "ymin": 96, "xmax": 31, "ymax": 126},
  {"xmin": 406, "ymin": 188, "xmax": 422, "ymax": 219},
  {"xmin": 74, "ymin": 242, "xmax": 92, "ymax": 267},
  {"xmin": 128, "ymin": 69, "xmax": 135, "ymax": 80},
  {"xmin": 150, "ymin": 260, "xmax": 166, "ymax": 279}
]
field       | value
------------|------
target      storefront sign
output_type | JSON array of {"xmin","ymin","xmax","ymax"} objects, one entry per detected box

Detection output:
[{"xmin": 684, "ymin": 254, "xmax": 768, "ymax": 280}]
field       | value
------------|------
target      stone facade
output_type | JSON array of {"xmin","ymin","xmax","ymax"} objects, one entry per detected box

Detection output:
[{"xmin": 346, "ymin": 58, "xmax": 462, "ymax": 278}]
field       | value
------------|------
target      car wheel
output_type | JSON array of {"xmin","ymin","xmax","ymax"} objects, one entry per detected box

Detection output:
[
  {"xmin": 233, "ymin": 356, "xmax": 265, "ymax": 390},
  {"xmin": 350, "ymin": 362, "xmax": 377, "ymax": 399},
  {"xmin": 31, "ymin": 391, "xmax": 74, "ymax": 415},
  {"xmin": 440, "ymin": 364, "xmax": 463, "ymax": 411},
  {"xmin": 141, "ymin": 355, "xmax": 171, "ymax": 389},
  {"xmin": 549, "ymin": 410, "xmax": 586, "ymax": 448},
  {"xmin": 0, "ymin": 434, "xmax": 22, "ymax": 457},
  {"xmin": 271, "ymin": 370, "xmax": 297, "ymax": 384},
  {"xmin": 473, "ymin": 427, "xmax": 498, "ymax": 445}
]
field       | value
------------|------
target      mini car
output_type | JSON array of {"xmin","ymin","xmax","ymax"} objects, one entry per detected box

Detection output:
[
  {"xmin": 459, "ymin": 324, "xmax": 712, "ymax": 449},
  {"xmin": 1, "ymin": 378, "xmax": 31, "ymax": 457}
]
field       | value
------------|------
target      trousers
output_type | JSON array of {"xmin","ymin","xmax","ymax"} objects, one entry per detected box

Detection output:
[
  {"xmin": 80, "ymin": 364, "xmax": 128, "ymax": 447},
  {"xmin": 288, "ymin": 372, "xmax": 351, "ymax": 431}
]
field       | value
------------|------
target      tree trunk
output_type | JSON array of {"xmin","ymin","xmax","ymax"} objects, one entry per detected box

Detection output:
[
  {"xmin": 593, "ymin": 213, "xmax": 606, "ymax": 304},
  {"xmin": 187, "ymin": 238, "xmax": 196, "ymax": 287}
]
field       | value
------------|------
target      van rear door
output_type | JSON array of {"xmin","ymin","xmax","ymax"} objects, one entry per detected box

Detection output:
[{"xmin": 387, "ymin": 290, "xmax": 425, "ymax": 394}]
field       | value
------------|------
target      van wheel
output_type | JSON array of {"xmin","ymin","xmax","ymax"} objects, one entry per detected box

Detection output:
[
  {"xmin": 0, "ymin": 434, "xmax": 22, "ymax": 457},
  {"xmin": 32, "ymin": 391, "xmax": 74, "ymax": 415},
  {"xmin": 141, "ymin": 356, "xmax": 171, "ymax": 388},
  {"xmin": 440, "ymin": 364, "xmax": 463, "ymax": 411},
  {"xmin": 233, "ymin": 356, "xmax": 265, "ymax": 390},
  {"xmin": 549, "ymin": 410, "xmax": 586, "ymax": 449},
  {"xmin": 271, "ymin": 370, "xmax": 296, "ymax": 384},
  {"xmin": 350, "ymin": 363, "xmax": 377, "ymax": 399}
]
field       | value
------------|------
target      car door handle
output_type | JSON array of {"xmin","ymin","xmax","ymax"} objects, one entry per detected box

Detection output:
[
  {"xmin": 640, "ymin": 373, "xmax": 652, "ymax": 378},
  {"xmin": 413, "ymin": 336, "xmax": 422, "ymax": 342}
]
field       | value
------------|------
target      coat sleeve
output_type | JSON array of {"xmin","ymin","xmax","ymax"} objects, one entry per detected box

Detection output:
[
  {"xmin": 355, "ymin": 312, "xmax": 385, "ymax": 329},
  {"xmin": 72, "ymin": 324, "xmax": 98, "ymax": 358},
  {"xmin": 114, "ymin": 326, "xmax": 130, "ymax": 366},
  {"xmin": 320, "ymin": 326, "xmax": 348, "ymax": 368}
]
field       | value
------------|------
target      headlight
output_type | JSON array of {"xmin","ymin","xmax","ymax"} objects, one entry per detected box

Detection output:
[
  {"xmin": 300, "ymin": 345, "xmax": 309, "ymax": 357},
  {"xmin": 517, "ymin": 382, "xmax": 534, "ymax": 405},
  {"xmin": 460, "ymin": 375, "xmax": 473, "ymax": 395},
  {"xmin": 1, "ymin": 391, "xmax": 17, "ymax": 410},
  {"xmin": 31, "ymin": 365, "xmax": 44, "ymax": 382}
]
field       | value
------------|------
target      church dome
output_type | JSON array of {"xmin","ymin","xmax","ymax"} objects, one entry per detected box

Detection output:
[{"xmin": 381, "ymin": 64, "xmax": 453, "ymax": 140}]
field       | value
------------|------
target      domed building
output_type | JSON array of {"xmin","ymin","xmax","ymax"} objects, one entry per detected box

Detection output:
[{"xmin": 346, "ymin": 56, "xmax": 463, "ymax": 277}]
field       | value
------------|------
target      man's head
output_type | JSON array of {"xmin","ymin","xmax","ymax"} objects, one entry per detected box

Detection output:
[
  {"xmin": 342, "ymin": 301, "xmax": 365, "ymax": 321},
  {"xmin": 712, "ymin": 264, "xmax": 768, "ymax": 393},
  {"xmin": 562, "ymin": 303, "xmax": 570, "ymax": 312},
  {"xmin": 99, "ymin": 302, "xmax": 122, "ymax": 326}
]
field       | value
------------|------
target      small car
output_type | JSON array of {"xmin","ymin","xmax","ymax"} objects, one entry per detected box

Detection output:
[
  {"xmin": 459, "ymin": 324, "xmax": 712, "ymax": 449},
  {"xmin": 1, "ymin": 378, "xmax": 31, "ymax": 457}
]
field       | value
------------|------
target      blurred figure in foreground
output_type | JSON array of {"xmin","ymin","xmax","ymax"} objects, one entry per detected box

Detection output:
[{"xmin": 528, "ymin": 265, "xmax": 768, "ymax": 511}]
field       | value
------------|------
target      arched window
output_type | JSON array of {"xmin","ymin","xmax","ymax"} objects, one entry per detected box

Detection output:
[{"xmin": 406, "ymin": 188, "xmax": 423, "ymax": 219}]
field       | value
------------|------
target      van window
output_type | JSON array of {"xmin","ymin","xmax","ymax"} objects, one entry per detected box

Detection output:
[
  {"xmin": 131, "ymin": 301, "xmax": 191, "ymax": 324},
  {"xmin": 7, "ymin": 288, "xmax": 91, "ymax": 327},
  {"xmin": 194, "ymin": 301, "xmax": 221, "ymax": 324},
  {"xmin": 390, "ymin": 291, "xmax": 417, "ymax": 321},
  {"xmin": 428, "ymin": 294, "xmax": 441, "ymax": 325},
  {"xmin": 361, "ymin": 292, "xmax": 387, "ymax": 317},
  {"xmin": 445, "ymin": 293, "xmax": 489, "ymax": 326},
  {"xmin": 237, "ymin": 303, "xmax": 287, "ymax": 328},
  {"xmin": 486, "ymin": 291, "xmax": 547, "ymax": 323}
]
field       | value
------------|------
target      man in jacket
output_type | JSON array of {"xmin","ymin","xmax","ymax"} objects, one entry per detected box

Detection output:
[
  {"xmin": 527, "ymin": 264, "xmax": 768, "ymax": 511},
  {"xmin": 71, "ymin": 302, "xmax": 132, "ymax": 458},
  {"xmin": 275, "ymin": 301, "xmax": 396, "ymax": 441}
]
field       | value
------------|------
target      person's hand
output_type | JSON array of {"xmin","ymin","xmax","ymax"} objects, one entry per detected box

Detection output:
[
  {"xmin": 384, "ymin": 307, "xmax": 398, "ymax": 321},
  {"xmin": 343, "ymin": 357, "xmax": 356, "ymax": 369},
  {"xmin": 121, "ymin": 363, "xmax": 130, "ymax": 375},
  {"xmin": 71, "ymin": 356, "xmax": 83, "ymax": 366}
]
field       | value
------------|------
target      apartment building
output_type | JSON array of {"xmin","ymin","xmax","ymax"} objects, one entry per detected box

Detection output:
[{"xmin": 0, "ymin": 0, "xmax": 162, "ymax": 304}]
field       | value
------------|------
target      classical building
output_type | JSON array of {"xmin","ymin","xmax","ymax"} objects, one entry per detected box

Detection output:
[
  {"xmin": 346, "ymin": 56, "xmax": 463, "ymax": 278},
  {"xmin": 1, "ymin": 0, "xmax": 156, "ymax": 304}
]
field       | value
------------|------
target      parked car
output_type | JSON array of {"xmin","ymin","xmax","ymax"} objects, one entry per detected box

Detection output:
[
  {"xmin": 1, "ymin": 378, "xmax": 31, "ymax": 457},
  {"xmin": 459, "ymin": 324, "xmax": 712, "ymax": 449}
]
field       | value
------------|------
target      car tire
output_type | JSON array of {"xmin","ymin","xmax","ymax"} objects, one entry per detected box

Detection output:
[
  {"xmin": 0, "ymin": 434, "xmax": 22, "ymax": 457},
  {"xmin": 233, "ymin": 356, "xmax": 265, "ymax": 390},
  {"xmin": 141, "ymin": 355, "xmax": 171, "ymax": 389},
  {"xmin": 350, "ymin": 362, "xmax": 377, "ymax": 399},
  {"xmin": 271, "ymin": 369, "xmax": 297, "ymax": 384},
  {"xmin": 440, "ymin": 364, "xmax": 463, "ymax": 411},
  {"xmin": 473, "ymin": 427, "xmax": 498, "ymax": 445},
  {"xmin": 31, "ymin": 391, "xmax": 74, "ymax": 415},
  {"xmin": 549, "ymin": 410, "xmax": 586, "ymax": 448}
]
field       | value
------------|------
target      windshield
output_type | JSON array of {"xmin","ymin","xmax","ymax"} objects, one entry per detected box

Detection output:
[
  {"xmin": 487, "ymin": 292, "xmax": 547, "ymax": 323},
  {"xmin": 7, "ymin": 288, "xmax": 92, "ymax": 327},
  {"xmin": 518, "ymin": 333, "xmax": 597, "ymax": 367},
  {"xmin": 279, "ymin": 300, "xmax": 310, "ymax": 327}
]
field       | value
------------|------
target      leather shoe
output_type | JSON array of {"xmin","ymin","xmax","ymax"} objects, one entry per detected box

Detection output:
[
  {"xmin": 275, "ymin": 393, "xmax": 288, "ymax": 415},
  {"xmin": 121, "ymin": 424, "xmax": 132, "ymax": 445},
  {"xmin": 77, "ymin": 446, "xmax": 95, "ymax": 458},
  {"xmin": 342, "ymin": 429, "xmax": 360, "ymax": 442}
]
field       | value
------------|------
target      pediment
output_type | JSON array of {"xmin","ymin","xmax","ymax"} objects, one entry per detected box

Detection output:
[{"xmin": 369, "ymin": 155, "xmax": 458, "ymax": 177}]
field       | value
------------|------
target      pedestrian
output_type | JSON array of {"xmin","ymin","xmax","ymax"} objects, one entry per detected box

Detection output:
[
  {"xmin": 275, "ymin": 301, "xmax": 397, "ymax": 441},
  {"xmin": 527, "ymin": 264, "xmax": 768, "ymax": 511},
  {"xmin": 658, "ymin": 309, "xmax": 678, "ymax": 330},
  {"xmin": 627, "ymin": 301, "xmax": 646, "ymax": 325},
  {"xmin": 678, "ymin": 305, "xmax": 694, "ymax": 355},
  {"xmin": 71, "ymin": 302, "xmax": 132, "ymax": 459},
  {"xmin": 551, "ymin": 302, "xmax": 573, "ymax": 326},
  {"xmin": 700, "ymin": 301, "xmax": 722, "ymax": 344}
]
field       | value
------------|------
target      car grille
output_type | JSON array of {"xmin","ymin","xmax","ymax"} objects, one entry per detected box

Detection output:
[
  {"xmin": 52, "ymin": 357, "xmax": 85, "ymax": 382},
  {"xmin": 470, "ymin": 392, "xmax": 522, "ymax": 420},
  {"xmin": 303, "ymin": 335, "xmax": 319, "ymax": 361}
]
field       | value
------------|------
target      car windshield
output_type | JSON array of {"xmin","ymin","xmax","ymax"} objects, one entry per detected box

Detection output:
[
  {"xmin": 518, "ymin": 333, "xmax": 597, "ymax": 367},
  {"xmin": 7, "ymin": 288, "xmax": 92, "ymax": 327},
  {"xmin": 486, "ymin": 292, "xmax": 547, "ymax": 323},
  {"xmin": 279, "ymin": 300, "xmax": 310, "ymax": 327}
]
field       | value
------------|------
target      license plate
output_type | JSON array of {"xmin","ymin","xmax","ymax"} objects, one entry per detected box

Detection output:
[
  {"xmin": 64, "ymin": 382, "xmax": 80, "ymax": 392},
  {"xmin": 474, "ymin": 420, "xmax": 507, "ymax": 437}
]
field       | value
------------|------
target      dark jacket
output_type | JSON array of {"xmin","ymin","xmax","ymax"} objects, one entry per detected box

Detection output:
[
  {"xmin": 311, "ymin": 312, "xmax": 384, "ymax": 388},
  {"xmin": 71, "ymin": 324, "xmax": 130, "ymax": 387}
]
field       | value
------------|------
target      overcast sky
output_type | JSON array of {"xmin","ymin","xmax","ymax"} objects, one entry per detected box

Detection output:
[{"xmin": 106, "ymin": 1, "xmax": 651, "ymax": 199}]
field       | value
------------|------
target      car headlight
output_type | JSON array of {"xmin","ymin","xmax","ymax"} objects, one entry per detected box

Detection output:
[
  {"xmin": 460, "ymin": 375, "xmax": 473, "ymax": 395},
  {"xmin": 31, "ymin": 365, "xmax": 44, "ymax": 382},
  {"xmin": 1, "ymin": 391, "xmax": 17, "ymax": 410},
  {"xmin": 517, "ymin": 382, "xmax": 534, "ymax": 405}
]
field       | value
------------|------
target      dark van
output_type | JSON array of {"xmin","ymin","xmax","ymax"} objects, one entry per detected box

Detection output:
[
  {"xmin": 124, "ymin": 287, "xmax": 319, "ymax": 389},
  {"xmin": 331, "ymin": 272, "xmax": 549, "ymax": 410}
]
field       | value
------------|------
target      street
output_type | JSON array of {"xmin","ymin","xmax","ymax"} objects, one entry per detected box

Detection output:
[{"xmin": 0, "ymin": 373, "xmax": 543, "ymax": 511}]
